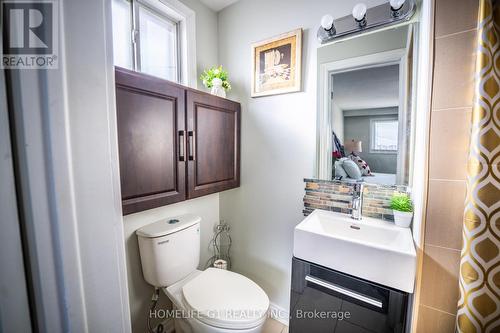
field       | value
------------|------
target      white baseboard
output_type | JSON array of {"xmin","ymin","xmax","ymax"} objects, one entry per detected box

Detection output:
[{"xmin": 268, "ymin": 302, "xmax": 289, "ymax": 327}]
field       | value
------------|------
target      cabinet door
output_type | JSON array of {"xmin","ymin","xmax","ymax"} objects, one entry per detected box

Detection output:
[
  {"xmin": 115, "ymin": 67, "xmax": 186, "ymax": 215},
  {"xmin": 290, "ymin": 257, "xmax": 408, "ymax": 333},
  {"xmin": 186, "ymin": 91, "xmax": 240, "ymax": 198}
]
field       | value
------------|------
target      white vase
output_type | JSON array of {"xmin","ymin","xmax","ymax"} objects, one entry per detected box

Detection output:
[
  {"xmin": 210, "ymin": 78, "xmax": 226, "ymax": 98},
  {"xmin": 393, "ymin": 210, "xmax": 413, "ymax": 228}
]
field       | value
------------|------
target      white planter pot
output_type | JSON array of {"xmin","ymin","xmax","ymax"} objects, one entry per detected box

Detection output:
[
  {"xmin": 393, "ymin": 210, "xmax": 413, "ymax": 228},
  {"xmin": 210, "ymin": 78, "xmax": 226, "ymax": 98}
]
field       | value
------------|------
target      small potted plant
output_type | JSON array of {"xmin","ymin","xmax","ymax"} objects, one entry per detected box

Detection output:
[
  {"xmin": 390, "ymin": 193, "xmax": 413, "ymax": 228},
  {"xmin": 200, "ymin": 65, "xmax": 231, "ymax": 98}
]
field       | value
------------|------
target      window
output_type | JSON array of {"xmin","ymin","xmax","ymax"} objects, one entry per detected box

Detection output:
[
  {"xmin": 111, "ymin": 0, "xmax": 180, "ymax": 82},
  {"xmin": 370, "ymin": 119, "xmax": 399, "ymax": 152},
  {"xmin": 138, "ymin": 5, "xmax": 179, "ymax": 81},
  {"xmin": 112, "ymin": 0, "xmax": 133, "ymax": 69}
]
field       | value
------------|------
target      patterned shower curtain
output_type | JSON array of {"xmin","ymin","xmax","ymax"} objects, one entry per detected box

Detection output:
[{"xmin": 456, "ymin": 0, "xmax": 500, "ymax": 332}]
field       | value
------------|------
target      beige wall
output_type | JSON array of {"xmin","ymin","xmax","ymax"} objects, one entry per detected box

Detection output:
[{"xmin": 416, "ymin": 0, "xmax": 478, "ymax": 331}]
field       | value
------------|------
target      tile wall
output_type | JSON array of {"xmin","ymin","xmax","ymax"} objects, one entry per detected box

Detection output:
[
  {"xmin": 416, "ymin": 0, "xmax": 478, "ymax": 331},
  {"xmin": 303, "ymin": 178, "xmax": 408, "ymax": 221}
]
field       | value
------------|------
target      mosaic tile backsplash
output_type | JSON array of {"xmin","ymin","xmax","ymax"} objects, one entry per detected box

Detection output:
[{"xmin": 303, "ymin": 178, "xmax": 408, "ymax": 221}]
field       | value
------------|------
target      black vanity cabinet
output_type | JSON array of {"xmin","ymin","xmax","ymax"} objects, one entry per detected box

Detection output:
[{"xmin": 290, "ymin": 257, "xmax": 409, "ymax": 333}]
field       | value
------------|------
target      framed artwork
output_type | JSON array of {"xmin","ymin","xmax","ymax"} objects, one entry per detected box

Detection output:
[{"xmin": 251, "ymin": 28, "xmax": 302, "ymax": 97}]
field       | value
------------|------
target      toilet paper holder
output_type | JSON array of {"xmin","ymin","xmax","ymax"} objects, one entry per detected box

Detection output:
[{"xmin": 214, "ymin": 259, "xmax": 228, "ymax": 270}]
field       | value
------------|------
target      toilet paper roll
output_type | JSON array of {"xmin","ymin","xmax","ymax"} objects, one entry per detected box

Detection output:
[{"xmin": 213, "ymin": 259, "xmax": 227, "ymax": 270}]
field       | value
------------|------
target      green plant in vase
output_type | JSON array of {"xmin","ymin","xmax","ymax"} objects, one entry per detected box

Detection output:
[
  {"xmin": 200, "ymin": 66, "xmax": 231, "ymax": 98},
  {"xmin": 390, "ymin": 193, "xmax": 413, "ymax": 228}
]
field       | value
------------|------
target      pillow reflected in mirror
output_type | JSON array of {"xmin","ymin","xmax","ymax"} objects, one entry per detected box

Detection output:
[{"xmin": 342, "ymin": 159, "xmax": 362, "ymax": 180}]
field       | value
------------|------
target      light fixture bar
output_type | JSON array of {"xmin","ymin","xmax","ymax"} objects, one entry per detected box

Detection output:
[{"xmin": 317, "ymin": 0, "xmax": 416, "ymax": 44}]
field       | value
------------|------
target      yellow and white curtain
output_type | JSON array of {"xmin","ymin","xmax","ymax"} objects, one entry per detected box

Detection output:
[{"xmin": 457, "ymin": 0, "xmax": 500, "ymax": 332}]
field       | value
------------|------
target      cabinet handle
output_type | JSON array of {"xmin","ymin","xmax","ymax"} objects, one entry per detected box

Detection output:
[
  {"xmin": 305, "ymin": 275, "xmax": 383, "ymax": 308},
  {"xmin": 188, "ymin": 131, "xmax": 196, "ymax": 161},
  {"xmin": 179, "ymin": 130, "xmax": 185, "ymax": 161}
]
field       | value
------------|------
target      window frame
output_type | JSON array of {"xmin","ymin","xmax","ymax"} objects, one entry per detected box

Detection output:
[
  {"xmin": 112, "ymin": 0, "xmax": 196, "ymax": 85},
  {"xmin": 370, "ymin": 118, "xmax": 399, "ymax": 154},
  {"xmin": 132, "ymin": 0, "xmax": 181, "ymax": 82},
  {"xmin": 111, "ymin": 0, "xmax": 135, "ymax": 69}
]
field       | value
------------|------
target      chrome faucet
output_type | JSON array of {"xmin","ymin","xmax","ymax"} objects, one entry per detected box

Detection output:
[{"xmin": 351, "ymin": 183, "xmax": 364, "ymax": 220}]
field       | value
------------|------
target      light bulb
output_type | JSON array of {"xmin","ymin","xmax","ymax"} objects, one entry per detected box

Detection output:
[
  {"xmin": 321, "ymin": 14, "xmax": 334, "ymax": 31},
  {"xmin": 352, "ymin": 3, "xmax": 367, "ymax": 21},
  {"xmin": 390, "ymin": 0, "xmax": 406, "ymax": 10}
]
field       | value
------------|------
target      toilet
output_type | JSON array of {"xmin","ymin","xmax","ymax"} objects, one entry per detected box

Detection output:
[{"xmin": 136, "ymin": 214, "xmax": 270, "ymax": 333}]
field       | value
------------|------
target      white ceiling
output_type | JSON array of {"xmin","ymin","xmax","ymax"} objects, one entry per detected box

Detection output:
[
  {"xmin": 331, "ymin": 64, "xmax": 400, "ymax": 110},
  {"xmin": 199, "ymin": 0, "xmax": 239, "ymax": 11}
]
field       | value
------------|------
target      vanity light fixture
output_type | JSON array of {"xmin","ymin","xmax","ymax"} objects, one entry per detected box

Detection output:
[
  {"xmin": 352, "ymin": 3, "xmax": 367, "ymax": 28},
  {"xmin": 390, "ymin": 0, "xmax": 406, "ymax": 17},
  {"xmin": 317, "ymin": 0, "xmax": 416, "ymax": 44},
  {"xmin": 321, "ymin": 14, "xmax": 336, "ymax": 35}
]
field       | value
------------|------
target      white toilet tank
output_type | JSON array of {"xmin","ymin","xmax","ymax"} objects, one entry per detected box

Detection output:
[{"xmin": 136, "ymin": 214, "xmax": 201, "ymax": 287}]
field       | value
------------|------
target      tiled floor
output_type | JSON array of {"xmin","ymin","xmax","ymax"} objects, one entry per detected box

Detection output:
[{"xmin": 263, "ymin": 318, "xmax": 288, "ymax": 333}]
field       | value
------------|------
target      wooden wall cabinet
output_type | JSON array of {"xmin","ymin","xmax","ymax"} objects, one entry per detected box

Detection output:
[{"xmin": 115, "ymin": 67, "xmax": 240, "ymax": 215}]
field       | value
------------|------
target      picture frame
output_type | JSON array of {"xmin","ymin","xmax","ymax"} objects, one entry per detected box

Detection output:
[{"xmin": 251, "ymin": 28, "xmax": 302, "ymax": 97}]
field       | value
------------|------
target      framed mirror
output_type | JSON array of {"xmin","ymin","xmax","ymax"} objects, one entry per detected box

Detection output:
[{"xmin": 316, "ymin": 24, "xmax": 418, "ymax": 186}]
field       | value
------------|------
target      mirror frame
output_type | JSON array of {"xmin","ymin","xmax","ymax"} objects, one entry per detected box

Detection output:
[{"xmin": 316, "ymin": 30, "xmax": 416, "ymax": 185}]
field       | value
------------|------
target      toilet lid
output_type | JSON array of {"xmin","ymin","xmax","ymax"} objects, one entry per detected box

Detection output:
[{"xmin": 182, "ymin": 268, "xmax": 269, "ymax": 329}]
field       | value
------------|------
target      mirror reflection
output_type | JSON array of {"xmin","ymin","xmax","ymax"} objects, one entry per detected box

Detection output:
[
  {"xmin": 317, "ymin": 25, "xmax": 416, "ymax": 186},
  {"xmin": 332, "ymin": 65, "xmax": 400, "ymax": 185}
]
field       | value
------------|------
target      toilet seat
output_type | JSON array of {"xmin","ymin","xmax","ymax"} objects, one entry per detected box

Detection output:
[{"xmin": 166, "ymin": 268, "xmax": 269, "ymax": 330}]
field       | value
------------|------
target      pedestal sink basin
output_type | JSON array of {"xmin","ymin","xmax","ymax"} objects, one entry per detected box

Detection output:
[{"xmin": 293, "ymin": 209, "xmax": 417, "ymax": 293}]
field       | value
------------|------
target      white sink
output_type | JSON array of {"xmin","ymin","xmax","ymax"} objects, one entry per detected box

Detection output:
[{"xmin": 293, "ymin": 209, "xmax": 417, "ymax": 293}]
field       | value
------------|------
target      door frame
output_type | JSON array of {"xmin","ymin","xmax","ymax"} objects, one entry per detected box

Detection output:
[
  {"xmin": 2, "ymin": 0, "xmax": 132, "ymax": 331},
  {"xmin": 0, "ymin": 63, "xmax": 34, "ymax": 333}
]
